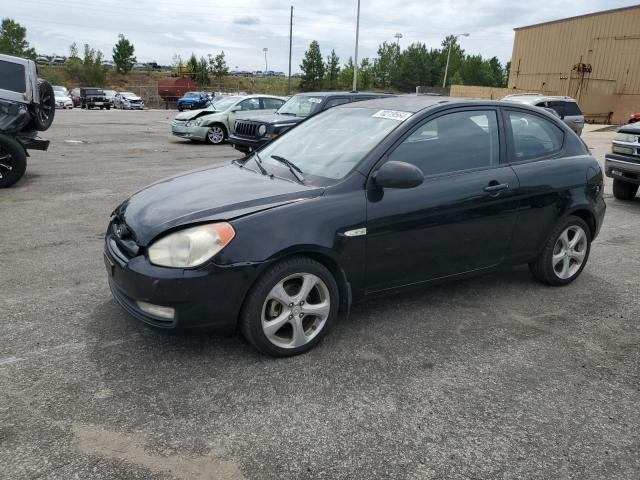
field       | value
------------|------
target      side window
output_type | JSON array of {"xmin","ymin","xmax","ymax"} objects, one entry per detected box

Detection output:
[
  {"xmin": 507, "ymin": 111, "xmax": 564, "ymax": 161},
  {"xmin": 239, "ymin": 98, "xmax": 261, "ymax": 111},
  {"xmin": 564, "ymin": 102, "xmax": 582, "ymax": 116},
  {"xmin": 324, "ymin": 97, "xmax": 351, "ymax": 108},
  {"xmin": 388, "ymin": 110, "xmax": 500, "ymax": 176},
  {"xmin": 351, "ymin": 96, "xmax": 375, "ymax": 103},
  {"xmin": 262, "ymin": 98, "xmax": 285, "ymax": 109},
  {"xmin": 548, "ymin": 101, "xmax": 566, "ymax": 118}
]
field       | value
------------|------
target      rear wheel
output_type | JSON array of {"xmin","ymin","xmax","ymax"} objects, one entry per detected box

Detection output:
[
  {"xmin": 0, "ymin": 134, "xmax": 27, "ymax": 188},
  {"xmin": 240, "ymin": 257, "xmax": 339, "ymax": 356},
  {"xmin": 612, "ymin": 179, "xmax": 638, "ymax": 200},
  {"xmin": 529, "ymin": 216, "xmax": 591, "ymax": 286}
]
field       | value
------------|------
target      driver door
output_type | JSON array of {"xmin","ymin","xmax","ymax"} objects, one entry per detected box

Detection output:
[{"xmin": 227, "ymin": 98, "xmax": 261, "ymax": 133}]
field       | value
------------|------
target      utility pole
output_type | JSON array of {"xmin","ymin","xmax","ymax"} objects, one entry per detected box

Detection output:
[
  {"xmin": 263, "ymin": 47, "xmax": 268, "ymax": 71},
  {"xmin": 352, "ymin": 0, "xmax": 361, "ymax": 92},
  {"xmin": 288, "ymin": 5, "xmax": 293, "ymax": 95},
  {"xmin": 442, "ymin": 33, "xmax": 469, "ymax": 88}
]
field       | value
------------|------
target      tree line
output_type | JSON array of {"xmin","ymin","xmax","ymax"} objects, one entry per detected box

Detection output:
[{"xmin": 299, "ymin": 37, "xmax": 510, "ymax": 92}]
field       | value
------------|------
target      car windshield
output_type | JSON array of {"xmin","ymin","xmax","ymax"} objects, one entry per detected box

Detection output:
[
  {"xmin": 214, "ymin": 96, "xmax": 243, "ymax": 110},
  {"xmin": 277, "ymin": 95, "xmax": 324, "ymax": 117},
  {"xmin": 184, "ymin": 92, "xmax": 199, "ymax": 98},
  {"xmin": 258, "ymin": 107, "xmax": 410, "ymax": 184},
  {"xmin": 121, "ymin": 92, "xmax": 135, "ymax": 97},
  {"xmin": 85, "ymin": 89, "xmax": 102, "ymax": 95}
]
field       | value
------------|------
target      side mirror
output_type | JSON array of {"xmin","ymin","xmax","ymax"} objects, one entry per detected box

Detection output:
[{"xmin": 373, "ymin": 161, "xmax": 424, "ymax": 189}]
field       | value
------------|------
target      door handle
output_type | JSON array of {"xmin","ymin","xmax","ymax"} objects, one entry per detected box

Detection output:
[{"xmin": 483, "ymin": 182, "xmax": 509, "ymax": 195}]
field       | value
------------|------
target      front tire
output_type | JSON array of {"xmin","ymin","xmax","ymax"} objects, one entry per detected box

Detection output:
[
  {"xmin": 0, "ymin": 134, "xmax": 27, "ymax": 188},
  {"xmin": 206, "ymin": 124, "xmax": 227, "ymax": 144},
  {"xmin": 529, "ymin": 216, "xmax": 591, "ymax": 286},
  {"xmin": 612, "ymin": 179, "xmax": 638, "ymax": 200},
  {"xmin": 240, "ymin": 257, "xmax": 339, "ymax": 356}
]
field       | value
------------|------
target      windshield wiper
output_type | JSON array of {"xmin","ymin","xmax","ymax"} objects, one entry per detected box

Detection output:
[
  {"xmin": 271, "ymin": 155, "xmax": 305, "ymax": 184},
  {"xmin": 252, "ymin": 151, "xmax": 269, "ymax": 175},
  {"xmin": 278, "ymin": 112, "xmax": 297, "ymax": 116}
]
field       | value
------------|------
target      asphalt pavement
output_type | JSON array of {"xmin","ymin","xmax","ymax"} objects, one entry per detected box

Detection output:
[{"xmin": 1, "ymin": 109, "xmax": 638, "ymax": 480}]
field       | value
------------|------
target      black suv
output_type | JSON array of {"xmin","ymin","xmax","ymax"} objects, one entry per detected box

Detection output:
[
  {"xmin": 605, "ymin": 122, "xmax": 640, "ymax": 200},
  {"xmin": 80, "ymin": 87, "xmax": 110, "ymax": 110},
  {"xmin": 229, "ymin": 91, "xmax": 394, "ymax": 153}
]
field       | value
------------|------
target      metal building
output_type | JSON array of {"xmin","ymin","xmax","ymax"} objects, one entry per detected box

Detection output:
[{"xmin": 508, "ymin": 5, "xmax": 640, "ymax": 123}]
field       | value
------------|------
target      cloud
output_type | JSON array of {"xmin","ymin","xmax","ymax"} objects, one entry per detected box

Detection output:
[{"xmin": 233, "ymin": 16, "xmax": 261, "ymax": 26}]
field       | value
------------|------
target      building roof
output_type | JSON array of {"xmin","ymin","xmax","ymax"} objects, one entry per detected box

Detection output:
[{"xmin": 514, "ymin": 5, "xmax": 640, "ymax": 31}]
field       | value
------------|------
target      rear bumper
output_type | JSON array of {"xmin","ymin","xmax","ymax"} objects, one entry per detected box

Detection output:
[
  {"xmin": 605, "ymin": 154, "xmax": 640, "ymax": 184},
  {"xmin": 104, "ymin": 236, "xmax": 263, "ymax": 332}
]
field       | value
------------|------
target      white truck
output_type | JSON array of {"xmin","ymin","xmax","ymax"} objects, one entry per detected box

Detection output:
[{"xmin": 0, "ymin": 53, "xmax": 56, "ymax": 187}]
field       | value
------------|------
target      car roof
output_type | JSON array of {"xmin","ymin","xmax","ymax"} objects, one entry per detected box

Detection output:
[
  {"xmin": 502, "ymin": 94, "xmax": 579, "ymax": 104},
  {"xmin": 295, "ymin": 91, "xmax": 393, "ymax": 98}
]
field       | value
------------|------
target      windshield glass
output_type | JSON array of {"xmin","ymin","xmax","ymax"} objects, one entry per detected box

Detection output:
[
  {"xmin": 184, "ymin": 92, "xmax": 199, "ymax": 98},
  {"xmin": 213, "ymin": 96, "xmax": 242, "ymax": 110},
  {"xmin": 258, "ymin": 107, "xmax": 410, "ymax": 184},
  {"xmin": 121, "ymin": 92, "xmax": 135, "ymax": 97},
  {"xmin": 277, "ymin": 95, "xmax": 324, "ymax": 117}
]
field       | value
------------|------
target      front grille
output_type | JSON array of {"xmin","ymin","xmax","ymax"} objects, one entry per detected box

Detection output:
[
  {"xmin": 108, "ymin": 219, "xmax": 139, "ymax": 259},
  {"xmin": 235, "ymin": 121, "xmax": 258, "ymax": 138}
]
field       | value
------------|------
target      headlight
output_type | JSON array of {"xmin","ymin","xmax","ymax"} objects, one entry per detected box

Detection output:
[
  {"xmin": 185, "ymin": 121, "xmax": 191, "ymax": 127},
  {"xmin": 148, "ymin": 223, "xmax": 235, "ymax": 268},
  {"xmin": 194, "ymin": 118, "xmax": 203, "ymax": 126},
  {"xmin": 258, "ymin": 124, "xmax": 267, "ymax": 136}
]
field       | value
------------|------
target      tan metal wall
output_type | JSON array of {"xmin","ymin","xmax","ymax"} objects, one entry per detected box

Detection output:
[{"xmin": 507, "ymin": 5, "xmax": 640, "ymax": 123}]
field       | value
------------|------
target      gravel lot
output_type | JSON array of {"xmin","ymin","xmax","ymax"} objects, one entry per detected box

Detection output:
[{"xmin": 1, "ymin": 109, "xmax": 639, "ymax": 480}]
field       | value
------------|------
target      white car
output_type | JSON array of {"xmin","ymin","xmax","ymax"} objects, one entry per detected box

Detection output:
[
  {"xmin": 114, "ymin": 92, "xmax": 145, "ymax": 110},
  {"xmin": 54, "ymin": 90, "xmax": 73, "ymax": 109},
  {"xmin": 171, "ymin": 95, "xmax": 286, "ymax": 144}
]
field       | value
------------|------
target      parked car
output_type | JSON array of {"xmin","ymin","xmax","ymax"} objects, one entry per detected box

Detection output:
[
  {"xmin": 50, "ymin": 56, "xmax": 66, "ymax": 65},
  {"xmin": 230, "ymin": 91, "xmax": 394, "ymax": 153},
  {"xmin": 177, "ymin": 91, "xmax": 209, "ymax": 111},
  {"xmin": 103, "ymin": 89, "xmax": 117, "ymax": 107},
  {"xmin": 35, "ymin": 56, "xmax": 50, "ymax": 65},
  {"xmin": 604, "ymin": 123, "xmax": 640, "ymax": 200},
  {"xmin": 0, "ymin": 53, "xmax": 55, "ymax": 187},
  {"xmin": 54, "ymin": 90, "xmax": 73, "ymax": 109},
  {"xmin": 114, "ymin": 92, "xmax": 144, "ymax": 110},
  {"xmin": 502, "ymin": 94, "xmax": 585, "ymax": 136},
  {"xmin": 171, "ymin": 95, "xmax": 286, "ymax": 144},
  {"xmin": 628, "ymin": 113, "xmax": 640, "ymax": 124},
  {"xmin": 70, "ymin": 88, "xmax": 81, "ymax": 108},
  {"xmin": 52, "ymin": 85, "xmax": 69, "ymax": 96},
  {"xmin": 106, "ymin": 96, "xmax": 605, "ymax": 356},
  {"xmin": 80, "ymin": 88, "xmax": 110, "ymax": 110}
]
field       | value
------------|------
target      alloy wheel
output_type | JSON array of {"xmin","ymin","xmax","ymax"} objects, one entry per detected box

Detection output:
[
  {"xmin": 208, "ymin": 126, "xmax": 225, "ymax": 144},
  {"xmin": 552, "ymin": 225, "xmax": 588, "ymax": 279},
  {"xmin": 38, "ymin": 89, "xmax": 53, "ymax": 125},
  {"xmin": 261, "ymin": 273, "xmax": 331, "ymax": 349}
]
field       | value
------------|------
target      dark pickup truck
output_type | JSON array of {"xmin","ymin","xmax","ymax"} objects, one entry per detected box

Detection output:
[
  {"xmin": 605, "ymin": 123, "xmax": 640, "ymax": 200},
  {"xmin": 80, "ymin": 87, "xmax": 110, "ymax": 110},
  {"xmin": 229, "ymin": 91, "xmax": 394, "ymax": 154}
]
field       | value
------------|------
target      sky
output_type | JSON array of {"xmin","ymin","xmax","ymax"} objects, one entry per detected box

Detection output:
[{"xmin": 3, "ymin": 0, "xmax": 638, "ymax": 72}]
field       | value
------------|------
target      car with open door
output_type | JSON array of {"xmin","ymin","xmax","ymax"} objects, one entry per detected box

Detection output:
[{"xmin": 105, "ymin": 96, "xmax": 605, "ymax": 356}]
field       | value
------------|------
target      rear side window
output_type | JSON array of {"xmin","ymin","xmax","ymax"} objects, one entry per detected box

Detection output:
[
  {"xmin": 0, "ymin": 60, "xmax": 26, "ymax": 93},
  {"xmin": 324, "ymin": 97, "xmax": 351, "ymax": 108},
  {"xmin": 564, "ymin": 102, "xmax": 582, "ymax": 116},
  {"xmin": 262, "ymin": 98, "xmax": 285, "ymax": 109},
  {"xmin": 389, "ymin": 110, "xmax": 500, "ymax": 176},
  {"xmin": 507, "ymin": 111, "xmax": 564, "ymax": 161}
]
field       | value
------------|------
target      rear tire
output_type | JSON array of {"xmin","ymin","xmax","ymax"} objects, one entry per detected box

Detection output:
[
  {"xmin": 612, "ymin": 179, "xmax": 638, "ymax": 200},
  {"xmin": 529, "ymin": 216, "xmax": 591, "ymax": 286},
  {"xmin": 240, "ymin": 256, "xmax": 339, "ymax": 356},
  {"xmin": 0, "ymin": 134, "xmax": 27, "ymax": 188},
  {"xmin": 31, "ymin": 79, "xmax": 56, "ymax": 131}
]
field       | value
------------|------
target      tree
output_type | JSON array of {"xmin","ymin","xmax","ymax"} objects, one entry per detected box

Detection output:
[
  {"xmin": 67, "ymin": 43, "xmax": 106, "ymax": 85},
  {"xmin": 187, "ymin": 53, "xmax": 199, "ymax": 74},
  {"xmin": 372, "ymin": 41, "xmax": 400, "ymax": 89},
  {"xmin": 210, "ymin": 51, "xmax": 229, "ymax": 79},
  {"xmin": 112, "ymin": 34, "xmax": 136, "ymax": 74},
  {"xmin": 300, "ymin": 41, "xmax": 325, "ymax": 91},
  {"xmin": 0, "ymin": 18, "xmax": 36, "ymax": 58},
  {"xmin": 194, "ymin": 56, "xmax": 210, "ymax": 86},
  {"xmin": 339, "ymin": 57, "xmax": 354, "ymax": 89},
  {"xmin": 324, "ymin": 49, "xmax": 340, "ymax": 89},
  {"xmin": 439, "ymin": 35, "xmax": 464, "ymax": 87},
  {"xmin": 358, "ymin": 58, "xmax": 373, "ymax": 90}
]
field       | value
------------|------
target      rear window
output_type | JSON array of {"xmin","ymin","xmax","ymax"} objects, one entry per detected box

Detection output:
[
  {"xmin": 564, "ymin": 102, "xmax": 582, "ymax": 116},
  {"xmin": 0, "ymin": 60, "xmax": 26, "ymax": 93}
]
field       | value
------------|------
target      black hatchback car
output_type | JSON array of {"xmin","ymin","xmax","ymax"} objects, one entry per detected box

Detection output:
[{"xmin": 105, "ymin": 96, "xmax": 606, "ymax": 356}]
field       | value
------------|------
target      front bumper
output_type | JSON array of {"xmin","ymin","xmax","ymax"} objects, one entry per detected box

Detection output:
[
  {"xmin": 171, "ymin": 123, "xmax": 208, "ymax": 141},
  {"xmin": 228, "ymin": 134, "xmax": 268, "ymax": 153},
  {"xmin": 104, "ymin": 235, "xmax": 262, "ymax": 332},
  {"xmin": 605, "ymin": 154, "xmax": 640, "ymax": 185}
]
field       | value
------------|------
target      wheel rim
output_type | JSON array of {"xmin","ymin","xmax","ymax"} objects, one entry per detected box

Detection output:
[
  {"xmin": 261, "ymin": 273, "xmax": 331, "ymax": 349},
  {"xmin": 552, "ymin": 225, "xmax": 588, "ymax": 279},
  {"xmin": 38, "ymin": 90, "xmax": 53, "ymax": 124},
  {"xmin": 0, "ymin": 148, "xmax": 13, "ymax": 180},
  {"xmin": 208, "ymin": 126, "xmax": 225, "ymax": 144}
]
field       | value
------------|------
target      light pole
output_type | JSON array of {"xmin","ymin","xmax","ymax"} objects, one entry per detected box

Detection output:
[
  {"xmin": 442, "ymin": 33, "xmax": 469, "ymax": 88},
  {"xmin": 394, "ymin": 32, "xmax": 403, "ymax": 46},
  {"xmin": 263, "ymin": 47, "xmax": 268, "ymax": 71},
  {"xmin": 352, "ymin": 0, "xmax": 361, "ymax": 92}
]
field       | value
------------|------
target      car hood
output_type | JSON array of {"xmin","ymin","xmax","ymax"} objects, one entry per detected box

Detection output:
[
  {"xmin": 123, "ymin": 95, "xmax": 142, "ymax": 101},
  {"xmin": 619, "ymin": 123, "xmax": 640, "ymax": 134},
  {"xmin": 117, "ymin": 163, "xmax": 323, "ymax": 246},
  {"xmin": 175, "ymin": 107, "xmax": 218, "ymax": 121},
  {"xmin": 241, "ymin": 113, "xmax": 305, "ymax": 126},
  {"xmin": 54, "ymin": 95, "xmax": 70, "ymax": 100}
]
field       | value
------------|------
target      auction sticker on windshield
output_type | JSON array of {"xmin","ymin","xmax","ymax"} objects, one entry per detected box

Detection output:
[
  {"xmin": 372, "ymin": 110, "xmax": 413, "ymax": 121},
  {"xmin": 308, "ymin": 97, "xmax": 323, "ymax": 104}
]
